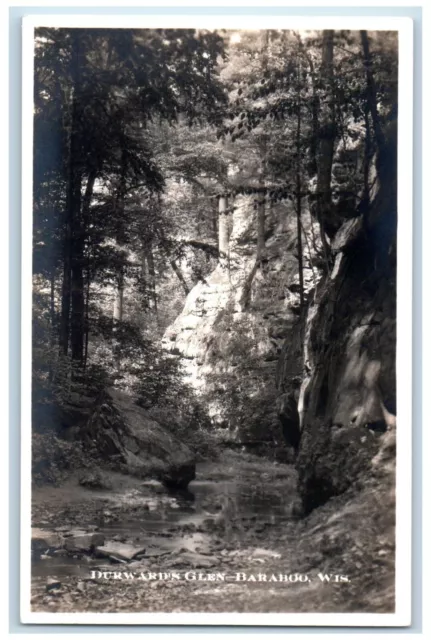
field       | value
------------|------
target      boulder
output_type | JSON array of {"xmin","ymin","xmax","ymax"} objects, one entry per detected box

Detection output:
[
  {"xmin": 79, "ymin": 471, "xmax": 112, "ymax": 490},
  {"xmin": 31, "ymin": 528, "xmax": 64, "ymax": 552},
  {"xmin": 46, "ymin": 579, "xmax": 61, "ymax": 591},
  {"xmin": 94, "ymin": 541, "xmax": 147, "ymax": 562},
  {"xmin": 64, "ymin": 533, "xmax": 105, "ymax": 552},
  {"xmin": 81, "ymin": 389, "xmax": 196, "ymax": 489}
]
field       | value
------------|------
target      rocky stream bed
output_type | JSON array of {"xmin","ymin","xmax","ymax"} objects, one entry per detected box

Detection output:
[{"xmin": 30, "ymin": 448, "xmax": 395, "ymax": 615}]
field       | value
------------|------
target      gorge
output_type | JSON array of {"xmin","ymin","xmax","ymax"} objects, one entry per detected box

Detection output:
[{"xmin": 30, "ymin": 26, "xmax": 398, "ymax": 615}]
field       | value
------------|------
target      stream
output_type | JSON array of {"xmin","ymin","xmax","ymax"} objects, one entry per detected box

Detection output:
[
  {"xmin": 32, "ymin": 457, "xmax": 295, "ymax": 580},
  {"xmin": 30, "ymin": 451, "xmax": 387, "ymax": 614}
]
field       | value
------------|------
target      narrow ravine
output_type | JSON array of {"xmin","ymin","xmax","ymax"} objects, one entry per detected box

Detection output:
[{"xmin": 30, "ymin": 26, "xmax": 399, "ymax": 618}]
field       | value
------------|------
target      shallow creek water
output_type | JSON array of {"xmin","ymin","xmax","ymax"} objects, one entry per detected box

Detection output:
[{"xmin": 31, "ymin": 457, "xmax": 296, "ymax": 581}]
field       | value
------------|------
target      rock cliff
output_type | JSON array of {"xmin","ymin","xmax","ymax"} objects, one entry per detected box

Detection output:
[
  {"xmin": 163, "ymin": 126, "xmax": 397, "ymax": 514},
  {"xmin": 163, "ymin": 195, "xmax": 320, "ymax": 445},
  {"xmin": 283, "ymin": 128, "xmax": 397, "ymax": 513}
]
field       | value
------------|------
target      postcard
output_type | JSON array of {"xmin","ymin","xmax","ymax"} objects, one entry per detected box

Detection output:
[{"xmin": 21, "ymin": 12, "xmax": 413, "ymax": 626}]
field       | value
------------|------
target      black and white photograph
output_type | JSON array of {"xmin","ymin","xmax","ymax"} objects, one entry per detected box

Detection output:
[{"xmin": 21, "ymin": 14, "xmax": 413, "ymax": 625}]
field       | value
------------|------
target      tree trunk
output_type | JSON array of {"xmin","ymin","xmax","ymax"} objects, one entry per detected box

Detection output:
[
  {"xmin": 170, "ymin": 260, "xmax": 190, "ymax": 295},
  {"xmin": 65, "ymin": 171, "xmax": 84, "ymax": 364},
  {"xmin": 59, "ymin": 33, "xmax": 84, "ymax": 361},
  {"xmin": 83, "ymin": 267, "xmax": 90, "ymax": 370},
  {"xmin": 363, "ymin": 106, "xmax": 372, "ymax": 209},
  {"xmin": 49, "ymin": 271, "xmax": 56, "ymax": 382},
  {"xmin": 59, "ymin": 246, "xmax": 72, "ymax": 357},
  {"xmin": 49, "ymin": 272, "xmax": 56, "ymax": 333},
  {"xmin": 316, "ymin": 30, "xmax": 336, "ymax": 249},
  {"xmin": 70, "ymin": 170, "xmax": 97, "ymax": 367},
  {"xmin": 218, "ymin": 195, "xmax": 230, "ymax": 272},
  {"xmin": 360, "ymin": 30, "xmax": 386, "ymax": 175},
  {"xmin": 147, "ymin": 245, "xmax": 158, "ymax": 317},
  {"xmin": 82, "ymin": 171, "xmax": 97, "ymax": 223},
  {"xmin": 59, "ymin": 101, "xmax": 81, "ymax": 357},
  {"xmin": 112, "ymin": 269, "xmax": 124, "ymax": 356},
  {"xmin": 295, "ymin": 59, "xmax": 305, "ymax": 324},
  {"xmin": 112, "ymin": 145, "xmax": 128, "ymax": 325},
  {"xmin": 240, "ymin": 192, "xmax": 265, "ymax": 311},
  {"xmin": 241, "ymin": 33, "xmax": 270, "ymax": 309},
  {"xmin": 239, "ymin": 261, "xmax": 259, "ymax": 311},
  {"xmin": 256, "ymin": 31, "xmax": 269, "ymax": 263},
  {"xmin": 256, "ymin": 196, "xmax": 265, "ymax": 261},
  {"xmin": 70, "ymin": 235, "xmax": 85, "ymax": 366},
  {"xmin": 81, "ymin": 170, "xmax": 96, "ymax": 371},
  {"xmin": 305, "ymin": 52, "xmax": 319, "ymax": 178},
  {"xmin": 113, "ymin": 270, "xmax": 124, "ymax": 322},
  {"xmin": 211, "ymin": 198, "xmax": 219, "ymax": 243}
]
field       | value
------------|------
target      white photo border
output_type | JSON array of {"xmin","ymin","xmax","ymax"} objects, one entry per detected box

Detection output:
[{"xmin": 20, "ymin": 13, "xmax": 414, "ymax": 627}]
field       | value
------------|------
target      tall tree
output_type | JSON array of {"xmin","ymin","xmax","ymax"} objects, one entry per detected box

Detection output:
[
  {"xmin": 295, "ymin": 50, "xmax": 305, "ymax": 321},
  {"xmin": 34, "ymin": 27, "xmax": 227, "ymax": 369},
  {"xmin": 218, "ymin": 195, "xmax": 230, "ymax": 271},
  {"xmin": 315, "ymin": 30, "xmax": 336, "ymax": 255}
]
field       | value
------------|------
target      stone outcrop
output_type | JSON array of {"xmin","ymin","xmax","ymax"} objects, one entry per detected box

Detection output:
[
  {"xmin": 163, "ymin": 124, "xmax": 397, "ymax": 515},
  {"xmin": 78, "ymin": 389, "xmax": 196, "ymax": 489},
  {"xmin": 285, "ymin": 134, "xmax": 397, "ymax": 513},
  {"xmin": 163, "ymin": 195, "xmax": 320, "ymax": 443}
]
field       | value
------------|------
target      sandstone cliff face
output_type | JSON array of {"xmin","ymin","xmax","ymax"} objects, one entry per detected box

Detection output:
[
  {"xmin": 294, "ymin": 227, "xmax": 396, "ymax": 513},
  {"xmin": 287, "ymin": 136, "xmax": 397, "ymax": 513},
  {"xmin": 163, "ymin": 196, "xmax": 320, "ymax": 443},
  {"xmin": 163, "ymin": 128, "xmax": 397, "ymax": 515}
]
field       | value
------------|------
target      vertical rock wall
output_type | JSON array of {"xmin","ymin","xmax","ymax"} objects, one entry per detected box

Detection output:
[
  {"xmin": 163, "ymin": 196, "xmax": 320, "ymax": 443},
  {"xmin": 164, "ymin": 125, "xmax": 397, "ymax": 516},
  {"xmin": 286, "ymin": 130, "xmax": 398, "ymax": 513}
]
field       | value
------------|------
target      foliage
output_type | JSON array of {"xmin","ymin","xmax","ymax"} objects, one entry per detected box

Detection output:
[
  {"xmin": 32, "ymin": 26, "xmax": 230, "ymax": 438},
  {"xmin": 32, "ymin": 28, "xmax": 398, "ymax": 461},
  {"xmin": 32, "ymin": 432, "xmax": 88, "ymax": 485},
  {"xmin": 200, "ymin": 310, "xmax": 281, "ymax": 442}
]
